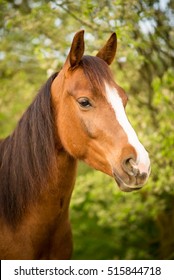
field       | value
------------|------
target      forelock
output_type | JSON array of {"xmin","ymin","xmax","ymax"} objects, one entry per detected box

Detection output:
[{"xmin": 80, "ymin": 55, "xmax": 114, "ymax": 93}]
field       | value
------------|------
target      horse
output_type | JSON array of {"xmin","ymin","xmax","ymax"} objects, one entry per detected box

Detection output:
[{"xmin": 0, "ymin": 30, "xmax": 150, "ymax": 259}]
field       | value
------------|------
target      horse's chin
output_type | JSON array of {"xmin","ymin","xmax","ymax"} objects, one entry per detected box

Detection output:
[
  {"xmin": 113, "ymin": 172, "xmax": 143, "ymax": 193},
  {"xmin": 116, "ymin": 181, "xmax": 142, "ymax": 192}
]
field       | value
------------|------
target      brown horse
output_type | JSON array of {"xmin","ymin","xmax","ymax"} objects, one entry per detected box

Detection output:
[{"xmin": 0, "ymin": 31, "xmax": 150, "ymax": 259}]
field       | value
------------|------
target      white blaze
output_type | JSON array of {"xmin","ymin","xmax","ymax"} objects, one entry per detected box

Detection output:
[{"xmin": 105, "ymin": 83, "xmax": 150, "ymax": 173}]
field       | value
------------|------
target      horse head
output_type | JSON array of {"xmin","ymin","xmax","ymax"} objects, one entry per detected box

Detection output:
[{"xmin": 51, "ymin": 30, "xmax": 150, "ymax": 192}]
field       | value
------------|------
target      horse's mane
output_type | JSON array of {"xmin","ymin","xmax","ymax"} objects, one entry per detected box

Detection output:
[{"xmin": 0, "ymin": 72, "xmax": 58, "ymax": 226}]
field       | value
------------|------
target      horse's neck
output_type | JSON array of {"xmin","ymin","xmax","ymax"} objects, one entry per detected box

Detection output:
[
  {"xmin": 53, "ymin": 150, "xmax": 77, "ymax": 201},
  {"xmin": 21, "ymin": 145, "xmax": 78, "ymax": 218},
  {"xmin": 23, "ymin": 150, "xmax": 77, "ymax": 233}
]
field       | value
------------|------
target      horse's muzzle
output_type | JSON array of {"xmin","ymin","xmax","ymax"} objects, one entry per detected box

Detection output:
[{"xmin": 113, "ymin": 158, "xmax": 151, "ymax": 192}]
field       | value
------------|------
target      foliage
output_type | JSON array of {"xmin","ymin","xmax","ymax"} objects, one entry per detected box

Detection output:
[{"xmin": 0, "ymin": 0, "xmax": 174, "ymax": 259}]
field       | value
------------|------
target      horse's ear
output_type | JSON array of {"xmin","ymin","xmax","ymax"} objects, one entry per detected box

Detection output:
[
  {"xmin": 96, "ymin": 32, "xmax": 117, "ymax": 65},
  {"xmin": 67, "ymin": 30, "xmax": 85, "ymax": 68}
]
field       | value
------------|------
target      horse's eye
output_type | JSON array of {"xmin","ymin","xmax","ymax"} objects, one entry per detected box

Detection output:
[{"xmin": 77, "ymin": 98, "xmax": 92, "ymax": 109}]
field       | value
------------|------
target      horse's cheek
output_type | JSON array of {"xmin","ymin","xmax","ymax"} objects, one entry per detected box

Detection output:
[{"xmin": 58, "ymin": 114, "xmax": 87, "ymax": 159}]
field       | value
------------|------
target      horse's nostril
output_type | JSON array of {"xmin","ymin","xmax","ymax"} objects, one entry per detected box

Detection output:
[
  {"xmin": 122, "ymin": 157, "xmax": 137, "ymax": 176},
  {"xmin": 123, "ymin": 157, "xmax": 149, "ymax": 182}
]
